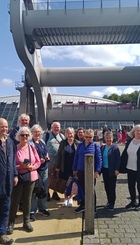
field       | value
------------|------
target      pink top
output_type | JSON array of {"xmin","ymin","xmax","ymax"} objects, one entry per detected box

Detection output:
[{"xmin": 16, "ymin": 144, "xmax": 41, "ymax": 182}]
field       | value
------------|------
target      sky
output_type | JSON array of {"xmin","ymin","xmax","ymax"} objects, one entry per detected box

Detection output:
[{"xmin": 1, "ymin": 0, "xmax": 140, "ymax": 99}]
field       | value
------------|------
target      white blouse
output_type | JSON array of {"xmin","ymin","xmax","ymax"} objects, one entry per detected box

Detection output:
[{"xmin": 127, "ymin": 139, "xmax": 140, "ymax": 171}]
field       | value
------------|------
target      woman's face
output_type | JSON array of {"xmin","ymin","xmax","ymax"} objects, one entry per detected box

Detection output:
[
  {"xmin": 32, "ymin": 129, "xmax": 41, "ymax": 141},
  {"xmin": 19, "ymin": 130, "xmax": 30, "ymax": 143},
  {"xmin": 84, "ymin": 133, "xmax": 93, "ymax": 144},
  {"xmin": 77, "ymin": 130, "xmax": 84, "ymax": 140},
  {"xmin": 134, "ymin": 129, "xmax": 140, "ymax": 140},
  {"xmin": 66, "ymin": 131, "xmax": 74, "ymax": 141},
  {"xmin": 105, "ymin": 135, "xmax": 113, "ymax": 146}
]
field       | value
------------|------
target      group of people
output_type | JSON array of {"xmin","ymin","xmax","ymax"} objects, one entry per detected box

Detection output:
[{"xmin": 1, "ymin": 114, "xmax": 140, "ymax": 244}]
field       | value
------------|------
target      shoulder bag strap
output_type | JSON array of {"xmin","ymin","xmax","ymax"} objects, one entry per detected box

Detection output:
[
  {"xmin": 28, "ymin": 144, "xmax": 32, "ymax": 162},
  {"xmin": 52, "ymin": 132, "xmax": 62, "ymax": 144}
]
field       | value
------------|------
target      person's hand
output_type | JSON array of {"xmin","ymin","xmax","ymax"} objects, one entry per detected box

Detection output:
[
  {"xmin": 13, "ymin": 177, "xmax": 18, "ymax": 186},
  {"xmin": 27, "ymin": 165, "xmax": 34, "ymax": 171},
  {"xmin": 40, "ymin": 158, "xmax": 45, "ymax": 164},
  {"xmin": 94, "ymin": 171, "xmax": 99, "ymax": 179},
  {"xmin": 20, "ymin": 163, "xmax": 30, "ymax": 169},
  {"xmin": 115, "ymin": 170, "xmax": 119, "ymax": 176},
  {"xmin": 55, "ymin": 168, "xmax": 60, "ymax": 172}
]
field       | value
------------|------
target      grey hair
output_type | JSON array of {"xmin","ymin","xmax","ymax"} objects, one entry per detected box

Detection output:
[
  {"xmin": 18, "ymin": 113, "xmax": 30, "ymax": 122},
  {"xmin": 65, "ymin": 127, "xmax": 75, "ymax": 137},
  {"xmin": 84, "ymin": 129, "xmax": 94, "ymax": 137},
  {"xmin": 104, "ymin": 131, "xmax": 113, "ymax": 138},
  {"xmin": 15, "ymin": 127, "xmax": 32, "ymax": 141},
  {"xmin": 127, "ymin": 124, "xmax": 140, "ymax": 138},
  {"xmin": 30, "ymin": 124, "xmax": 43, "ymax": 139},
  {"xmin": 51, "ymin": 121, "xmax": 60, "ymax": 128}
]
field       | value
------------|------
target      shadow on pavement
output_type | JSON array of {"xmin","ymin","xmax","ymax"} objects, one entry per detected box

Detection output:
[{"xmin": 15, "ymin": 231, "xmax": 81, "ymax": 243}]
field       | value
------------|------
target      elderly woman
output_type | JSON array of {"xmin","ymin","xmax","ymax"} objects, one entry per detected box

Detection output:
[
  {"xmin": 30, "ymin": 124, "xmax": 50, "ymax": 221},
  {"xmin": 72, "ymin": 129, "xmax": 102, "ymax": 213},
  {"xmin": 121, "ymin": 124, "xmax": 140, "ymax": 210},
  {"xmin": 56, "ymin": 127, "xmax": 79, "ymax": 207},
  {"xmin": 101, "ymin": 131, "xmax": 121, "ymax": 212},
  {"xmin": 7, "ymin": 127, "xmax": 40, "ymax": 234}
]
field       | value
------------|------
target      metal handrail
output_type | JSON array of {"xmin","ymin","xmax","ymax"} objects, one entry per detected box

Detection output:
[{"xmin": 23, "ymin": 0, "xmax": 140, "ymax": 11}]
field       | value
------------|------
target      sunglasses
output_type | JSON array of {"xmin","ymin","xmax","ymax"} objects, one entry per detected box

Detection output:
[
  {"xmin": 85, "ymin": 136, "xmax": 92, "ymax": 139},
  {"xmin": 20, "ymin": 134, "xmax": 29, "ymax": 137}
]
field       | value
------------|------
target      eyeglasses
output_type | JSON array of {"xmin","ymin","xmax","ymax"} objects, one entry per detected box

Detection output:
[
  {"xmin": 20, "ymin": 134, "xmax": 29, "ymax": 137},
  {"xmin": 85, "ymin": 136, "xmax": 92, "ymax": 139}
]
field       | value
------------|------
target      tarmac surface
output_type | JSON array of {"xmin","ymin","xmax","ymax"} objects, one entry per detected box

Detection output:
[{"xmin": 7, "ymin": 144, "xmax": 140, "ymax": 245}]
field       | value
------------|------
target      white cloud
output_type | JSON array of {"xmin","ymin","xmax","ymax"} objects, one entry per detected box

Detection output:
[
  {"xmin": 123, "ymin": 87, "xmax": 135, "ymax": 94},
  {"xmin": 41, "ymin": 44, "xmax": 140, "ymax": 67},
  {"xmin": 0, "ymin": 79, "xmax": 14, "ymax": 86},
  {"xmin": 89, "ymin": 86, "xmax": 140, "ymax": 98}
]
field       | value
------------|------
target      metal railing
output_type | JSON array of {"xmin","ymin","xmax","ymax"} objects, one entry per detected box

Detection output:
[{"xmin": 23, "ymin": 0, "xmax": 140, "ymax": 11}]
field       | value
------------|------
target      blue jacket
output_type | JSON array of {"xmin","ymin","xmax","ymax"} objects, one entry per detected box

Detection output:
[
  {"xmin": 72, "ymin": 141, "xmax": 102, "ymax": 172},
  {"xmin": 101, "ymin": 144, "xmax": 121, "ymax": 177},
  {"xmin": 0, "ymin": 137, "xmax": 18, "ymax": 198}
]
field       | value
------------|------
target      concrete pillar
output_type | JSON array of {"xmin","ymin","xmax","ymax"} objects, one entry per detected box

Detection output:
[
  {"xmin": 18, "ymin": 86, "xmax": 36, "ymax": 126},
  {"xmin": 84, "ymin": 154, "xmax": 94, "ymax": 234}
]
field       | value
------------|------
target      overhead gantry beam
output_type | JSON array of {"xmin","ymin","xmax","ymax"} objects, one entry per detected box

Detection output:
[{"xmin": 40, "ymin": 66, "xmax": 140, "ymax": 87}]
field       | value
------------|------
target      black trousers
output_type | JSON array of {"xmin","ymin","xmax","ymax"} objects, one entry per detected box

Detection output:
[
  {"xmin": 102, "ymin": 167, "xmax": 117, "ymax": 206},
  {"xmin": 127, "ymin": 169, "xmax": 140, "ymax": 203},
  {"xmin": 8, "ymin": 181, "xmax": 35, "ymax": 224}
]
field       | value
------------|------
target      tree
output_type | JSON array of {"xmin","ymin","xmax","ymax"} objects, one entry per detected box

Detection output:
[{"xmin": 103, "ymin": 91, "xmax": 139, "ymax": 105}]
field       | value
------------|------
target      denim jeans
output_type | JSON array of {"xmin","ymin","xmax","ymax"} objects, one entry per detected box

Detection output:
[
  {"xmin": 0, "ymin": 197, "xmax": 10, "ymax": 235},
  {"xmin": 31, "ymin": 168, "xmax": 48, "ymax": 213}
]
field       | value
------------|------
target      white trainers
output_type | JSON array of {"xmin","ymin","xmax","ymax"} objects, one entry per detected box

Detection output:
[
  {"xmin": 68, "ymin": 198, "xmax": 73, "ymax": 207},
  {"xmin": 62, "ymin": 199, "xmax": 68, "ymax": 207}
]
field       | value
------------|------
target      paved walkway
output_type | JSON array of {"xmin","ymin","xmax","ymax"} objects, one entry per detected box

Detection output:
[
  {"xmin": 84, "ymin": 173, "xmax": 140, "ymax": 245},
  {"xmin": 7, "ymin": 144, "xmax": 140, "ymax": 245}
]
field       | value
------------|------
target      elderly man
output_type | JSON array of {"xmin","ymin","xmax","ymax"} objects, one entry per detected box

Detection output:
[
  {"xmin": 9, "ymin": 113, "xmax": 30, "ymax": 145},
  {"xmin": 0, "ymin": 118, "xmax": 18, "ymax": 244},
  {"xmin": 44, "ymin": 121, "xmax": 65, "ymax": 201}
]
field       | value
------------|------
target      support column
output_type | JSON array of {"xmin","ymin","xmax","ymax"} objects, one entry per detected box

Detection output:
[{"xmin": 18, "ymin": 86, "xmax": 36, "ymax": 127}]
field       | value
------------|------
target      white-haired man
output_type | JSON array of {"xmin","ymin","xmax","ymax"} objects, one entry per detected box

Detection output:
[
  {"xmin": 44, "ymin": 121, "xmax": 65, "ymax": 201},
  {"xmin": 9, "ymin": 113, "xmax": 30, "ymax": 145}
]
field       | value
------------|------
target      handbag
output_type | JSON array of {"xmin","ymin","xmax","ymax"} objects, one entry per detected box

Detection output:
[
  {"xmin": 48, "ymin": 172, "xmax": 67, "ymax": 194},
  {"xmin": 18, "ymin": 172, "xmax": 31, "ymax": 183},
  {"xmin": 18, "ymin": 145, "xmax": 32, "ymax": 184},
  {"xmin": 33, "ymin": 174, "xmax": 47, "ymax": 199}
]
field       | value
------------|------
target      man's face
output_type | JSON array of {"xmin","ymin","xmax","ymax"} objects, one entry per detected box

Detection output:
[
  {"xmin": 52, "ymin": 123, "xmax": 60, "ymax": 135},
  {"xmin": 19, "ymin": 118, "xmax": 29, "ymax": 127},
  {"xmin": 0, "ymin": 119, "xmax": 8, "ymax": 137}
]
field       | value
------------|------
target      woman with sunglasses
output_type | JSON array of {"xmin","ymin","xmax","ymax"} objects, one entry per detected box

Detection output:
[
  {"xmin": 72, "ymin": 129, "xmax": 102, "ymax": 213},
  {"xmin": 7, "ymin": 127, "xmax": 41, "ymax": 234}
]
